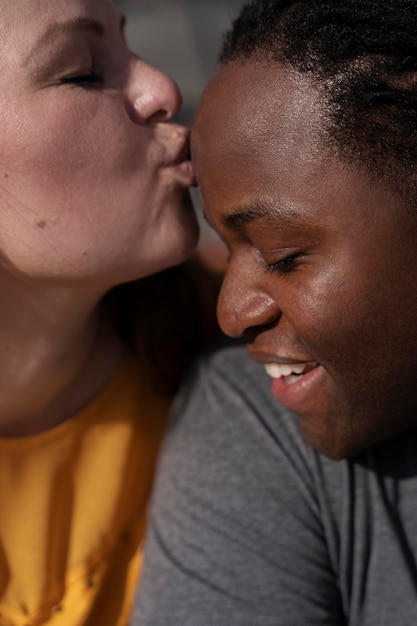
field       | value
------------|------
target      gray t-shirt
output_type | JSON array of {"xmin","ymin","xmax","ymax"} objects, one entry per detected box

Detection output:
[{"xmin": 133, "ymin": 341, "xmax": 417, "ymax": 625}]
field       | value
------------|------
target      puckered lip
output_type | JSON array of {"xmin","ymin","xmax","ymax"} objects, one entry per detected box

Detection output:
[
  {"xmin": 164, "ymin": 131, "xmax": 196, "ymax": 185},
  {"xmin": 169, "ymin": 134, "xmax": 191, "ymax": 166}
]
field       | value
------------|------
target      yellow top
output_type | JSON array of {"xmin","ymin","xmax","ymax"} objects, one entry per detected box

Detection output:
[{"xmin": 0, "ymin": 355, "xmax": 170, "ymax": 626}]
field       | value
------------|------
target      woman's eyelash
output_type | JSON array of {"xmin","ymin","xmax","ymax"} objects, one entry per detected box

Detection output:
[
  {"xmin": 266, "ymin": 254, "xmax": 300, "ymax": 274},
  {"xmin": 62, "ymin": 72, "xmax": 102, "ymax": 88}
]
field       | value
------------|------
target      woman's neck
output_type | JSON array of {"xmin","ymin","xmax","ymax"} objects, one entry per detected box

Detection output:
[{"xmin": 0, "ymin": 277, "xmax": 127, "ymax": 437}]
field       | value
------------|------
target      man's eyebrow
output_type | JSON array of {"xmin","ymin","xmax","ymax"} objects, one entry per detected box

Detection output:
[
  {"xmin": 24, "ymin": 16, "xmax": 121, "ymax": 67},
  {"xmin": 222, "ymin": 201, "xmax": 304, "ymax": 231}
]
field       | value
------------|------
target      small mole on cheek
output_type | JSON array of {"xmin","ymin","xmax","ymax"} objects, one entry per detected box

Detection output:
[
  {"xmin": 37, "ymin": 220, "xmax": 47, "ymax": 229},
  {"xmin": 4, "ymin": 173, "xmax": 8, "ymax": 179}
]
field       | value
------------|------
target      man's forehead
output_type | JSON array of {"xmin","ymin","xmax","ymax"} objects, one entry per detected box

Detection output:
[{"xmin": 194, "ymin": 60, "xmax": 324, "ymax": 161}]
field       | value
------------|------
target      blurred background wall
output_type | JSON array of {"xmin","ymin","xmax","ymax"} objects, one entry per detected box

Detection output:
[{"xmin": 116, "ymin": 0, "xmax": 248, "ymax": 269}]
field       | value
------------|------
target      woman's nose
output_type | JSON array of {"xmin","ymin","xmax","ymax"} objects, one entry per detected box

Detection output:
[
  {"xmin": 126, "ymin": 56, "xmax": 182, "ymax": 124},
  {"xmin": 217, "ymin": 264, "xmax": 281, "ymax": 338}
]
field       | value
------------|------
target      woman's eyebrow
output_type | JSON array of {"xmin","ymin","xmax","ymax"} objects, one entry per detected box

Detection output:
[{"xmin": 23, "ymin": 17, "xmax": 108, "ymax": 67}]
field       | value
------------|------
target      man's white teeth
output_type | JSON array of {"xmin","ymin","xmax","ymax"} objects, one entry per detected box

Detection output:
[{"xmin": 264, "ymin": 362, "xmax": 307, "ymax": 382}]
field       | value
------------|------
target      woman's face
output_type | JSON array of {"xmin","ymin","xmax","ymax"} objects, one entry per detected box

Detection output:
[
  {"xmin": 192, "ymin": 60, "xmax": 417, "ymax": 459},
  {"xmin": 0, "ymin": 0, "xmax": 198, "ymax": 287}
]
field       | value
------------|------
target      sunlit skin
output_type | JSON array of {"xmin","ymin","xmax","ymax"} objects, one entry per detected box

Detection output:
[
  {"xmin": 192, "ymin": 60, "xmax": 417, "ymax": 459},
  {"xmin": 0, "ymin": 0, "xmax": 198, "ymax": 435},
  {"xmin": 0, "ymin": 0, "xmax": 198, "ymax": 286}
]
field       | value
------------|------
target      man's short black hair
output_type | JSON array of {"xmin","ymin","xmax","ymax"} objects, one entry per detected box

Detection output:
[{"xmin": 220, "ymin": 0, "xmax": 417, "ymax": 202}]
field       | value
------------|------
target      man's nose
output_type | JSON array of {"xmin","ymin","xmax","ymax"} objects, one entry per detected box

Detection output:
[{"xmin": 217, "ymin": 261, "xmax": 281, "ymax": 338}]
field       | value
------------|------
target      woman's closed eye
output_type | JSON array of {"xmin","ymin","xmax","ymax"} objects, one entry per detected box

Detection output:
[{"xmin": 61, "ymin": 70, "xmax": 103, "ymax": 88}]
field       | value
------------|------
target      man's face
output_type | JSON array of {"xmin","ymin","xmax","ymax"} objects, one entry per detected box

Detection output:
[{"xmin": 192, "ymin": 60, "xmax": 417, "ymax": 459}]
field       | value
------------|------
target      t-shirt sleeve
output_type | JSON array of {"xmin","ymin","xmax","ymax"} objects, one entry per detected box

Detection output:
[{"xmin": 133, "ymin": 342, "xmax": 345, "ymax": 625}]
